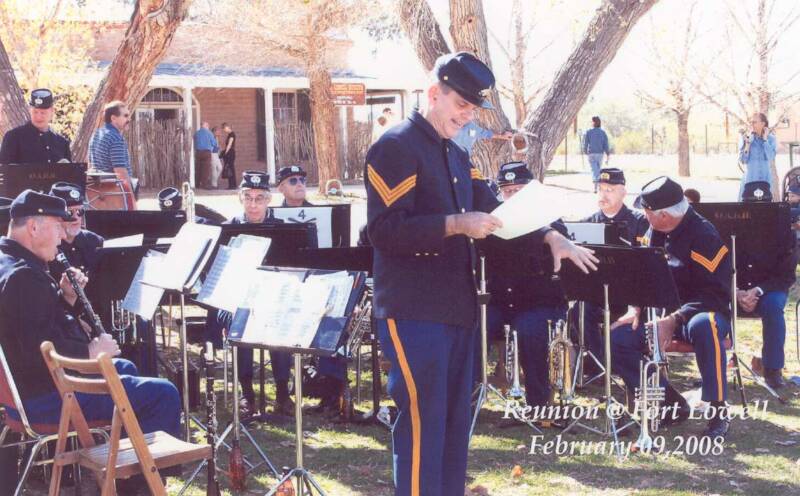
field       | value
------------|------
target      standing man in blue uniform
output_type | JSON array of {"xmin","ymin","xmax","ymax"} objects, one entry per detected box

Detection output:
[
  {"xmin": 205, "ymin": 171, "xmax": 294, "ymax": 416},
  {"xmin": 366, "ymin": 52, "xmax": 597, "ymax": 496},
  {"xmin": 478, "ymin": 161, "xmax": 569, "ymax": 408},
  {"xmin": 0, "ymin": 89, "xmax": 72, "ymax": 164},
  {"xmin": 582, "ymin": 116, "xmax": 610, "ymax": 192},
  {"xmin": 737, "ymin": 182, "xmax": 797, "ymax": 389},
  {"xmin": 612, "ymin": 177, "xmax": 733, "ymax": 439}
]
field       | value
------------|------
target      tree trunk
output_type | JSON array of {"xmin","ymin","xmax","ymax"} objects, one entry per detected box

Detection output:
[
  {"xmin": 0, "ymin": 36, "xmax": 28, "ymax": 138},
  {"xmin": 397, "ymin": 0, "xmax": 450, "ymax": 72},
  {"xmin": 308, "ymin": 67, "xmax": 339, "ymax": 194},
  {"xmin": 449, "ymin": 0, "xmax": 513, "ymax": 177},
  {"xmin": 511, "ymin": 0, "xmax": 527, "ymax": 128},
  {"xmin": 676, "ymin": 109, "xmax": 690, "ymax": 177},
  {"xmin": 523, "ymin": 0, "xmax": 659, "ymax": 178},
  {"xmin": 70, "ymin": 0, "xmax": 192, "ymax": 162}
]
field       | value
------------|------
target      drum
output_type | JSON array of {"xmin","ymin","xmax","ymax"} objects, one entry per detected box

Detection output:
[{"xmin": 86, "ymin": 172, "xmax": 132, "ymax": 210}]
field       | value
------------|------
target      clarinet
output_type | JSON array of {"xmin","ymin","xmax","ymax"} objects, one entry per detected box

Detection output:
[
  {"xmin": 55, "ymin": 252, "xmax": 106, "ymax": 338},
  {"xmin": 204, "ymin": 343, "xmax": 221, "ymax": 496}
]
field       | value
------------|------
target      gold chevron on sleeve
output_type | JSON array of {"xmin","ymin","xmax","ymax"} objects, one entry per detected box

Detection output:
[
  {"xmin": 690, "ymin": 246, "xmax": 729, "ymax": 273},
  {"xmin": 368, "ymin": 164, "xmax": 417, "ymax": 207},
  {"xmin": 470, "ymin": 168, "xmax": 484, "ymax": 180}
]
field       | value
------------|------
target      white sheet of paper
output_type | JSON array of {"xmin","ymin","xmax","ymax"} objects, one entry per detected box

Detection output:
[
  {"xmin": 103, "ymin": 234, "xmax": 144, "ymax": 248},
  {"xmin": 196, "ymin": 246, "xmax": 260, "ymax": 313},
  {"xmin": 272, "ymin": 206, "xmax": 332, "ymax": 247},
  {"xmin": 122, "ymin": 251, "xmax": 166, "ymax": 319},
  {"xmin": 490, "ymin": 181, "xmax": 567, "ymax": 239},
  {"xmin": 305, "ymin": 271, "xmax": 353, "ymax": 318},
  {"xmin": 563, "ymin": 222, "xmax": 607, "ymax": 244},
  {"xmin": 142, "ymin": 223, "xmax": 221, "ymax": 291},
  {"xmin": 239, "ymin": 271, "xmax": 331, "ymax": 348},
  {"xmin": 228, "ymin": 234, "xmax": 272, "ymax": 263}
]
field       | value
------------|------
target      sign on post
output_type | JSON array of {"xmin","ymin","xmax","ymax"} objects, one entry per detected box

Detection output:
[{"xmin": 331, "ymin": 83, "xmax": 366, "ymax": 106}]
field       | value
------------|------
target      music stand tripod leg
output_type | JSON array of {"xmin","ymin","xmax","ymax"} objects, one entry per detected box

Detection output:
[
  {"xmin": 266, "ymin": 352, "xmax": 327, "ymax": 496},
  {"xmin": 180, "ymin": 293, "xmax": 191, "ymax": 441}
]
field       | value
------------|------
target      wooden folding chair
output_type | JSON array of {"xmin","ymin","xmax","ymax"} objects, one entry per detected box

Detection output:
[
  {"xmin": 0, "ymin": 343, "xmax": 109, "ymax": 496},
  {"xmin": 40, "ymin": 341, "xmax": 211, "ymax": 496}
]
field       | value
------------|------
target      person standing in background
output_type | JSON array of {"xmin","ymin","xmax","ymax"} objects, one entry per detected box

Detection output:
[
  {"xmin": 583, "ymin": 116, "xmax": 611, "ymax": 192},
  {"xmin": 210, "ymin": 126, "xmax": 223, "ymax": 188},
  {"xmin": 220, "ymin": 122, "xmax": 237, "ymax": 189},
  {"xmin": 88, "ymin": 101, "xmax": 137, "ymax": 209},
  {"xmin": 193, "ymin": 122, "xmax": 217, "ymax": 189},
  {"xmin": 738, "ymin": 113, "xmax": 777, "ymax": 200}
]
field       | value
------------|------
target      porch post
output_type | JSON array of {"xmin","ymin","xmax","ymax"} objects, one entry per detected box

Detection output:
[
  {"xmin": 183, "ymin": 86, "xmax": 195, "ymax": 187},
  {"xmin": 263, "ymin": 86, "xmax": 276, "ymax": 184}
]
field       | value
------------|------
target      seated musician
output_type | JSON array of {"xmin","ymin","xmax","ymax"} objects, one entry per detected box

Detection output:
[
  {"xmin": 46, "ymin": 182, "xmax": 103, "ymax": 281},
  {"xmin": 277, "ymin": 165, "xmax": 313, "ymax": 207},
  {"xmin": 611, "ymin": 177, "xmax": 732, "ymax": 439},
  {"xmin": 0, "ymin": 191, "xmax": 180, "ymax": 436},
  {"xmin": 157, "ymin": 186, "xmax": 222, "ymax": 225},
  {"xmin": 476, "ymin": 162, "xmax": 568, "ymax": 408},
  {"xmin": 576, "ymin": 168, "xmax": 649, "ymax": 372},
  {"xmin": 738, "ymin": 182, "xmax": 797, "ymax": 389},
  {"xmin": 205, "ymin": 171, "xmax": 294, "ymax": 416}
]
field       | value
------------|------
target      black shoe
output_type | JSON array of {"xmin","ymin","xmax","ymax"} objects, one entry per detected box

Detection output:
[
  {"xmin": 661, "ymin": 384, "xmax": 690, "ymax": 426},
  {"xmin": 764, "ymin": 368, "xmax": 786, "ymax": 389},
  {"xmin": 702, "ymin": 403, "xmax": 730, "ymax": 440},
  {"xmin": 702, "ymin": 416, "xmax": 730, "ymax": 439},
  {"xmin": 239, "ymin": 397, "xmax": 255, "ymax": 418}
]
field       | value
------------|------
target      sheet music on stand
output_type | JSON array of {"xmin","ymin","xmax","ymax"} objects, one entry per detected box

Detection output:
[
  {"xmin": 237, "ymin": 270, "xmax": 332, "ymax": 348},
  {"xmin": 196, "ymin": 235, "xmax": 272, "ymax": 313},
  {"xmin": 141, "ymin": 223, "xmax": 221, "ymax": 292},
  {"xmin": 305, "ymin": 270, "xmax": 353, "ymax": 318},
  {"xmin": 122, "ymin": 250, "xmax": 167, "ymax": 320}
]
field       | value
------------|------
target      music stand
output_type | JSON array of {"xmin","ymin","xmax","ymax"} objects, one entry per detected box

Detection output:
[
  {"xmin": 84, "ymin": 210, "xmax": 187, "ymax": 243},
  {"xmin": 227, "ymin": 267, "xmax": 368, "ymax": 495},
  {"xmin": 272, "ymin": 203, "xmax": 351, "ymax": 247},
  {"xmin": 140, "ymin": 223, "xmax": 221, "ymax": 441},
  {"xmin": 557, "ymin": 245, "xmax": 680, "ymax": 448},
  {"xmin": 694, "ymin": 202, "xmax": 791, "ymax": 404},
  {"xmin": 0, "ymin": 162, "xmax": 86, "ymax": 196}
]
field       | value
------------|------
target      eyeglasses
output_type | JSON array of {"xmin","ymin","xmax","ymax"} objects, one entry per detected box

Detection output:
[
  {"xmin": 69, "ymin": 208, "xmax": 85, "ymax": 218},
  {"xmin": 243, "ymin": 195, "xmax": 269, "ymax": 204},
  {"xmin": 287, "ymin": 177, "xmax": 307, "ymax": 186}
]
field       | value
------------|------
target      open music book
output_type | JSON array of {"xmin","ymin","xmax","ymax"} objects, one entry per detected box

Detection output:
[
  {"xmin": 227, "ymin": 269, "xmax": 362, "ymax": 351},
  {"xmin": 141, "ymin": 223, "xmax": 221, "ymax": 292},
  {"xmin": 122, "ymin": 250, "xmax": 167, "ymax": 320},
  {"xmin": 196, "ymin": 235, "xmax": 272, "ymax": 313}
]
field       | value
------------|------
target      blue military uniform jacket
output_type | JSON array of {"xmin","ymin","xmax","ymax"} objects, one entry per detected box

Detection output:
[
  {"xmin": 49, "ymin": 230, "xmax": 104, "ymax": 281},
  {"xmin": 0, "ymin": 122, "xmax": 72, "ymax": 164},
  {"xmin": 366, "ymin": 111, "xmax": 549, "ymax": 329},
  {"xmin": 0, "ymin": 238, "xmax": 89, "ymax": 398},
  {"xmin": 641, "ymin": 207, "xmax": 731, "ymax": 320},
  {"xmin": 581, "ymin": 204, "xmax": 649, "ymax": 246}
]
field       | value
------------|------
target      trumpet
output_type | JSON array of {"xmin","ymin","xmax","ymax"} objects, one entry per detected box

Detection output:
[
  {"xmin": 182, "ymin": 181, "xmax": 195, "ymax": 223},
  {"xmin": 635, "ymin": 308, "xmax": 666, "ymax": 451},
  {"xmin": 504, "ymin": 325, "xmax": 524, "ymax": 398},
  {"xmin": 548, "ymin": 319, "xmax": 575, "ymax": 403}
]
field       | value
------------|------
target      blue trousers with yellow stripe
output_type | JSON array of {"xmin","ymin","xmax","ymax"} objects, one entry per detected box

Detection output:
[
  {"xmin": 611, "ymin": 312, "xmax": 730, "ymax": 403},
  {"xmin": 377, "ymin": 318, "xmax": 474, "ymax": 496},
  {"xmin": 753, "ymin": 290, "xmax": 788, "ymax": 369}
]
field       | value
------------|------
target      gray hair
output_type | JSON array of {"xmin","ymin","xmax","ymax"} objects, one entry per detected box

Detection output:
[
  {"xmin": 8, "ymin": 215, "xmax": 43, "ymax": 235},
  {"xmin": 653, "ymin": 197, "xmax": 690, "ymax": 218}
]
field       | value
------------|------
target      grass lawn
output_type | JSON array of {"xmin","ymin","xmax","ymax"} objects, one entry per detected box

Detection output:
[{"xmin": 157, "ymin": 297, "xmax": 800, "ymax": 496}]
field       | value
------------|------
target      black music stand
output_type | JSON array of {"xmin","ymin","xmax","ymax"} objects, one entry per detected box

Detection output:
[
  {"xmin": 228, "ymin": 267, "xmax": 367, "ymax": 495},
  {"xmin": 0, "ymin": 162, "xmax": 86, "ymax": 196},
  {"xmin": 694, "ymin": 202, "xmax": 791, "ymax": 404},
  {"xmin": 563, "ymin": 221, "xmax": 627, "ymax": 245},
  {"xmin": 557, "ymin": 245, "xmax": 679, "ymax": 450},
  {"xmin": 84, "ymin": 210, "xmax": 187, "ymax": 243}
]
